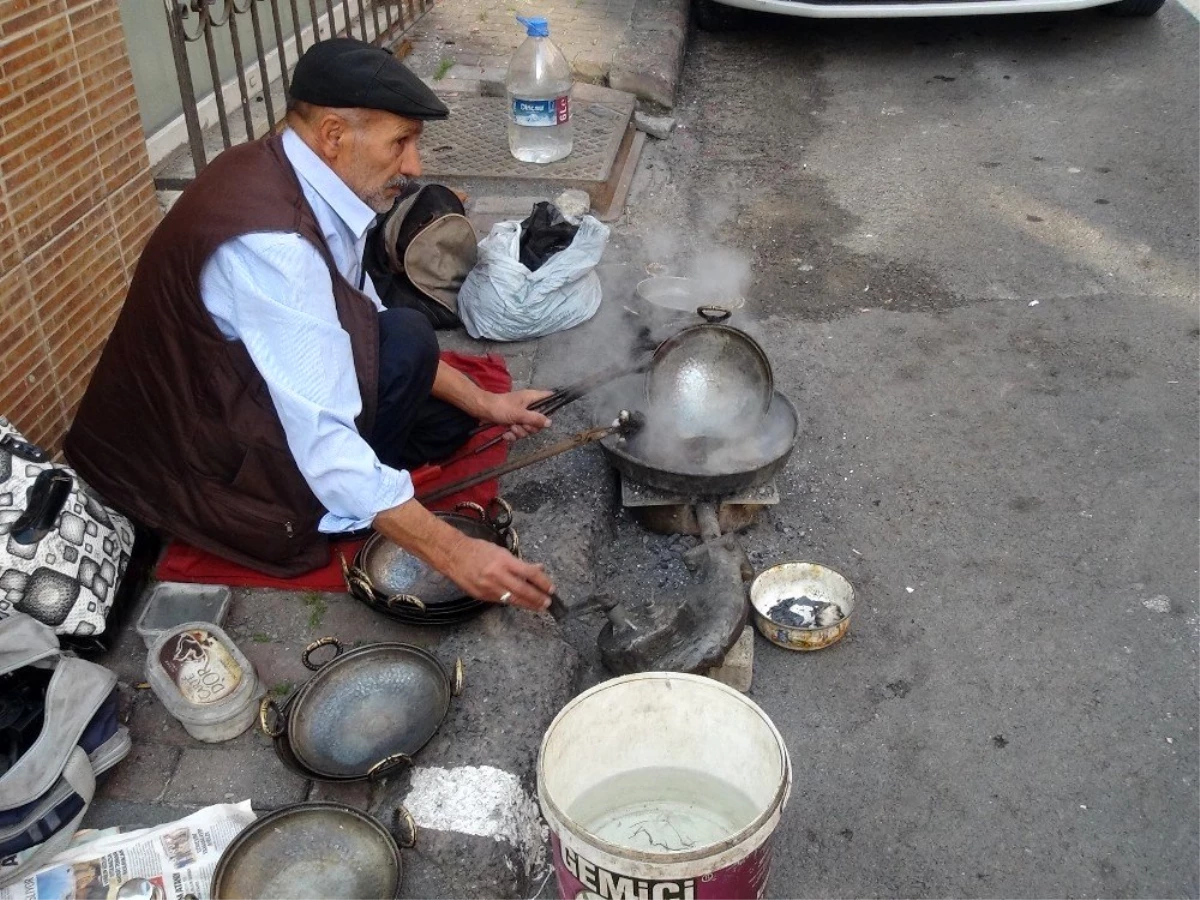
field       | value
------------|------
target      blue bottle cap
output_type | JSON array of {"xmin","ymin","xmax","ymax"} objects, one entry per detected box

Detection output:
[{"xmin": 517, "ymin": 15, "xmax": 550, "ymax": 36}]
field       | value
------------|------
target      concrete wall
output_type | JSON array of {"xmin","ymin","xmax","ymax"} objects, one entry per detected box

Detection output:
[{"xmin": 0, "ymin": 0, "xmax": 161, "ymax": 451}]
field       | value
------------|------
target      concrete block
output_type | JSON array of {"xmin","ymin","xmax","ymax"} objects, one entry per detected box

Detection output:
[
  {"xmin": 554, "ymin": 188, "xmax": 592, "ymax": 220},
  {"xmin": 377, "ymin": 611, "xmax": 581, "ymax": 897},
  {"xmin": 308, "ymin": 778, "xmax": 376, "ymax": 811},
  {"xmin": 634, "ymin": 111, "xmax": 677, "ymax": 140},
  {"xmin": 706, "ymin": 625, "xmax": 755, "ymax": 692},
  {"xmin": 98, "ymin": 742, "xmax": 182, "ymax": 803},
  {"xmin": 572, "ymin": 51, "xmax": 614, "ymax": 84},
  {"xmin": 164, "ymin": 738, "xmax": 310, "ymax": 810}
]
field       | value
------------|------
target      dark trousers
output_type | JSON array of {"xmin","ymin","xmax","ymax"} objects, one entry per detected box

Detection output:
[{"xmin": 367, "ymin": 308, "xmax": 476, "ymax": 471}]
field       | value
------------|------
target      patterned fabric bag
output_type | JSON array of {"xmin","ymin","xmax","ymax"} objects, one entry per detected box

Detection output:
[{"xmin": 0, "ymin": 417, "xmax": 136, "ymax": 641}]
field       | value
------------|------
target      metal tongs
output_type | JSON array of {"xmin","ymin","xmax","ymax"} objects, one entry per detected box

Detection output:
[{"xmin": 416, "ymin": 410, "xmax": 644, "ymax": 504}]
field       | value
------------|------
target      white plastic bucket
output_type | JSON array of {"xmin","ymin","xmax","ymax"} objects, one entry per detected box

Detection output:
[{"xmin": 538, "ymin": 673, "xmax": 792, "ymax": 900}]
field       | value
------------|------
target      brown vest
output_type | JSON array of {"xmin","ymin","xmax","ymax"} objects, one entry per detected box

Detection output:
[{"xmin": 65, "ymin": 135, "xmax": 379, "ymax": 577}]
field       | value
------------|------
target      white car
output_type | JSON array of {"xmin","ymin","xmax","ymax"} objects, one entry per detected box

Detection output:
[{"xmin": 694, "ymin": 0, "xmax": 1165, "ymax": 29}]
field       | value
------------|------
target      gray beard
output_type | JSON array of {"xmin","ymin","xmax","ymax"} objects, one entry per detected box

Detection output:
[{"xmin": 363, "ymin": 175, "xmax": 411, "ymax": 214}]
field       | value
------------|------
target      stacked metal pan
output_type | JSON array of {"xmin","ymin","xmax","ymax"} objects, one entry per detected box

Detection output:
[{"xmin": 342, "ymin": 500, "xmax": 518, "ymax": 626}]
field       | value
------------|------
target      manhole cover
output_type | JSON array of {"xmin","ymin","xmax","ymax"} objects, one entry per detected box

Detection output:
[{"xmin": 421, "ymin": 90, "xmax": 633, "ymax": 184}]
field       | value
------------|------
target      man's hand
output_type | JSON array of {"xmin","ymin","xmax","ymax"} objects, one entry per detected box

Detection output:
[
  {"xmin": 373, "ymin": 499, "xmax": 555, "ymax": 612},
  {"xmin": 480, "ymin": 389, "xmax": 554, "ymax": 442},
  {"xmin": 442, "ymin": 534, "xmax": 554, "ymax": 611}
]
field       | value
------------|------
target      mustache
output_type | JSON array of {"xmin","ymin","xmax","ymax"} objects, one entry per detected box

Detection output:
[{"xmin": 385, "ymin": 175, "xmax": 411, "ymax": 192}]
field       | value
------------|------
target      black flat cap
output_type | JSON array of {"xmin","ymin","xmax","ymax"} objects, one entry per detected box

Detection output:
[{"xmin": 290, "ymin": 37, "xmax": 449, "ymax": 120}]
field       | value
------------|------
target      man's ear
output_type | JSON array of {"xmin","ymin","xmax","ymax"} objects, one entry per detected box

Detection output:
[{"xmin": 313, "ymin": 112, "xmax": 349, "ymax": 161}]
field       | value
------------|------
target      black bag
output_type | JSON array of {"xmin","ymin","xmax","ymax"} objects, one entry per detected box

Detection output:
[{"xmin": 364, "ymin": 184, "xmax": 479, "ymax": 330}]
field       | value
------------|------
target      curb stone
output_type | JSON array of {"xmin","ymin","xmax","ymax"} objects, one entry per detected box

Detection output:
[{"xmin": 610, "ymin": 0, "xmax": 691, "ymax": 109}]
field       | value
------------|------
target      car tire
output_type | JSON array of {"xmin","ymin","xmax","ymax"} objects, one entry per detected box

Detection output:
[
  {"xmin": 1103, "ymin": 0, "xmax": 1166, "ymax": 16},
  {"xmin": 693, "ymin": 0, "xmax": 749, "ymax": 31}
]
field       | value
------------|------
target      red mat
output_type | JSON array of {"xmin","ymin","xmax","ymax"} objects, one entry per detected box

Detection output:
[{"xmin": 154, "ymin": 351, "xmax": 513, "ymax": 592}]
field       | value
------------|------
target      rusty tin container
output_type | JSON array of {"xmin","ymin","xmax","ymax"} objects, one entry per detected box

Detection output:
[{"xmin": 749, "ymin": 563, "xmax": 855, "ymax": 651}]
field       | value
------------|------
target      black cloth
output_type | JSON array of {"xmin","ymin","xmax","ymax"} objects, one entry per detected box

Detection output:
[
  {"xmin": 368, "ymin": 308, "xmax": 475, "ymax": 471},
  {"xmin": 289, "ymin": 38, "xmax": 449, "ymax": 120},
  {"xmin": 519, "ymin": 201, "xmax": 579, "ymax": 271}
]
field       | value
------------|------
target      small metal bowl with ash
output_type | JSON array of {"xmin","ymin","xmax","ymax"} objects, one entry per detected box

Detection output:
[{"xmin": 750, "ymin": 563, "xmax": 855, "ymax": 651}]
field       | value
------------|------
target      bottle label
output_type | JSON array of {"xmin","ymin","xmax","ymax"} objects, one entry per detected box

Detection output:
[{"xmin": 512, "ymin": 95, "xmax": 570, "ymax": 127}]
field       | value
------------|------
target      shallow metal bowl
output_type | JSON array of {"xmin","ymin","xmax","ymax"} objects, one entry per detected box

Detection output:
[
  {"xmin": 356, "ymin": 515, "xmax": 498, "ymax": 607},
  {"xmin": 211, "ymin": 803, "xmax": 401, "ymax": 899},
  {"xmin": 283, "ymin": 642, "xmax": 457, "ymax": 780},
  {"xmin": 750, "ymin": 563, "xmax": 855, "ymax": 651},
  {"xmin": 635, "ymin": 275, "xmax": 745, "ymax": 313}
]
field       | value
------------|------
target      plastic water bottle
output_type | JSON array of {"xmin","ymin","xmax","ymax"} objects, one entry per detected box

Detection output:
[{"xmin": 506, "ymin": 16, "xmax": 573, "ymax": 164}]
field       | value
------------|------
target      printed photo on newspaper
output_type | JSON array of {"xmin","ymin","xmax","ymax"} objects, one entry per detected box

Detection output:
[{"xmin": 0, "ymin": 801, "xmax": 255, "ymax": 900}]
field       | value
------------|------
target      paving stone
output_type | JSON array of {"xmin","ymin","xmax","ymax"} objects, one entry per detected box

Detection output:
[
  {"xmin": 164, "ymin": 736, "xmax": 310, "ymax": 810},
  {"xmin": 125, "ymin": 687, "xmax": 196, "ymax": 747},
  {"xmin": 307, "ymin": 778, "xmax": 377, "ymax": 810},
  {"xmin": 377, "ymin": 608, "xmax": 581, "ymax": 898},
  {"xmin": 84, "ymin": 799, "xmax": 201, "ymax": 832},
  {"xmin": 98, "ymin": 742, "xmax": 182, "ymax": 803},
  {"xmin": 426, "ymin": 77, "xmax": 483, "ymax": 96}
]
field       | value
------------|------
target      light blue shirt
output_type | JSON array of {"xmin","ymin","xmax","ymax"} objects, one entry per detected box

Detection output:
[{"xmin": 199, "ymin": 128, "xmax": 412, "ymax": 533}]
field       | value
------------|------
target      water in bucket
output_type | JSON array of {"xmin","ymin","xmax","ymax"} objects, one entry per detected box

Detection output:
[
  {"xmin": 539, "ymin": 674, "xmax": 792, "ymax": 899},
  {"xmin": 569, "ymin": 766, "xmax": 759, "ymax": 854}
]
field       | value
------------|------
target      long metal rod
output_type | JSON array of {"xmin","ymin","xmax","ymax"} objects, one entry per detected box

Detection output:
[
  {"xmin": 355, "ymin": 0, "xmax": 368, "ymax": 39},
  {"xmin": 226, "ymin": 10, "xmax": 257, "ymax": 140},
  {"xmin": 201, "ymin": 25, "xmax": 233, "ymax": 148},
  {"xmin": 288, "ymin": 0, "xmax": 304, "ymax": 58},
  {"xmin": 417, "ymin": 424, "xmax": 625, "ymax": 504},
  {"xmin": 268, "ymin": 0, "xmax": 292, "ymax": 99},
  {"xmin": 248, "ymin": 0, "xmax": 277, "ymax": 124},
  {"xmin": 164, "ymin": 0, "xmax": 208, "ymax": 173}
]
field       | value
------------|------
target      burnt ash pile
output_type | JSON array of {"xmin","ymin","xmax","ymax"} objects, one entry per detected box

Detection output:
[{"xmin": 766, "ymin": 596, "xmax": 844, "ymax": 629}]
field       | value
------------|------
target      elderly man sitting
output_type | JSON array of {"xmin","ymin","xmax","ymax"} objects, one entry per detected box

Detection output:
[{"xmin": 66, "ymin": 39, "xmax": 554, "ymax": 611}]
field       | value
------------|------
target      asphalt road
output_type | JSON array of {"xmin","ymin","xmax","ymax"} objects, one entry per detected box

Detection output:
[{"xmin": 609, "ymin": 5, "xmax": 1199, "ymax": 897}]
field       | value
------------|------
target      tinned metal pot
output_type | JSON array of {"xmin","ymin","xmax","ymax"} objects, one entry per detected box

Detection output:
[
  {"xmin": 632, "ymin": 275, "xmax": 744, "ymax": 329},
  {"xmin": 342, "ymin": 499, "xmax": 517, "ymax": 623},
  {"xmin": 749, "ymin": 563, "xmax": 855, "ymax": 651},
  {"xmin": 210, "ymin": 801, "xmax": 415, "ymax": 900},
  {"xmin": 259, "ymin": 638, "xmax": 464, "ymax": 781}
]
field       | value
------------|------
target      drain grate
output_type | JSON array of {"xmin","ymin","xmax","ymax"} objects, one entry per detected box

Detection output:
[{"xmin": 421, "ymin": 90, "xmax": 633, "ymax": 183}]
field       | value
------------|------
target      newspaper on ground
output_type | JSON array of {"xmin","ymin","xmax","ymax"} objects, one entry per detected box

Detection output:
[{"xmin": 0, "ymin": 801, "xmax": 255, "ymax": 900}]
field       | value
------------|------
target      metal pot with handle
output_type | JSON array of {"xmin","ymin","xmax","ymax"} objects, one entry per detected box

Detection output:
[
  {"xmin": 343, "ymin": 499, "xmax": 518, "ymax": 624},
  {"xmin": 259, "ymin": 638, "xmax": 464, "ymax": 782},
  {"xmin": 210, "ymin": 802, "xmax": 416, "ymax": 900}
]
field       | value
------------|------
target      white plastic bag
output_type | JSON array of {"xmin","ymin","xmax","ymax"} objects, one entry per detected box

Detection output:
[{"xmin": 457, "ymin": 215, "xmax": 609, "ymax": 341}]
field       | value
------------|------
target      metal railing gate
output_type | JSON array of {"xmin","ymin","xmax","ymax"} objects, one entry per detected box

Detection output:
[{"xmin": 161, "ymin": 0, "xmax": 429, "ymax": 187}]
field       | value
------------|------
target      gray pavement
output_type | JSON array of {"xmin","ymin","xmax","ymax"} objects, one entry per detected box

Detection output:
[
  {"xmin": 86, "ymin": 2, "xmax": 1198, "ymax": 899},
  {"xmin": 609, "ymin": 5, "xmax": 1200, "ymax": 897},
  {"xmin": 402, "ymin": 0, "xmax": 689, "ymax": 107}
]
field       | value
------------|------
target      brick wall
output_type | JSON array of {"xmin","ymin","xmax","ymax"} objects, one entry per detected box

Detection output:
[{"xmin": 0, "ymin": 0, "xmax": 160, "ymax": 452}]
